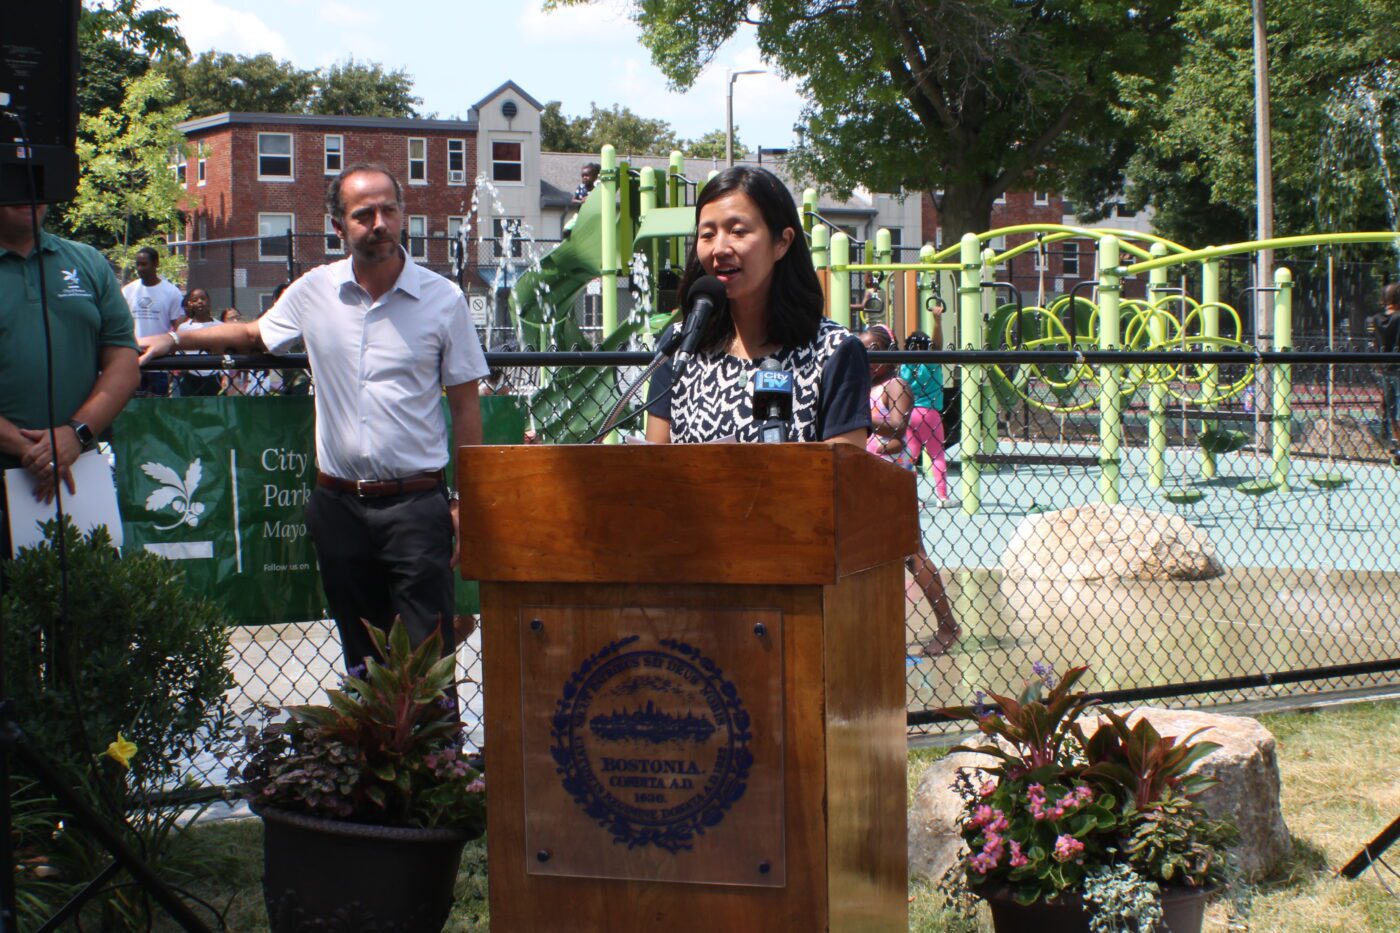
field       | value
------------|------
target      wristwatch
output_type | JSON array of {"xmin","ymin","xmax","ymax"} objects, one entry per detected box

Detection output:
[{"xmin": 68, "ymin": 419, "xmax": 96, "ymax": 451}]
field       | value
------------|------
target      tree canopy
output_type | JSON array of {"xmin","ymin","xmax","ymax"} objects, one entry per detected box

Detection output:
[
  {"xmin": 552, "ymin": 0, "xmax": 1183, "ymax": 241},
  {"xmin": 1124, "ymin": 0, "xmax": 1400, "ymax": 247},
  {"xmin": 159, "ymin": 53, "xmax": 420, "ymax": 119},
  {"xmin": 541, "ymin": 101, "xmax": 744, "ymax": 159}
]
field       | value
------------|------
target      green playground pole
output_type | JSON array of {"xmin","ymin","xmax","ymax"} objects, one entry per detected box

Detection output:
[
  {"xmin": 918, "ymin": 243, "xmax": 938, "ymax": 476},
  {"xmin": 1147, "ymin": 243, "xmax": 1169, "ymax": 488},
  {"xmin": 668, "ymin": 151, "xmax": 683, "ymax": 268},
  {"xmin": 639, "ymin": 166, "xmax": 657, "ymax": 216},
  {"xmin": 980, "ymin": 247, "xmax": 997, "ymax": 460},
  {"xmin": 1200, "ymin": 256, "xmax": 1221, "ymax": 479},
  {"xmin": 919, "ymin": 244, "xmax": 936, "ymax": 335},
  {"xmin": 1272, "ymin": 267, "xmax": 1294, "ymax": 491},
  {"xmin": 959, "ymin": 234, "xmax": 984, "ymax": 514},
  {"xmin": 600, "ymin": 146, "xmax": 618, "ymax": 341},
  {"xmin": 803, "ymin": 188, "xmax": 818, "ymax": 236},
  {"xmin": 1098, "ymin": 235, "xmax": 1123, "ymax": 504},
  {"xmin": 811, "ymin": 225, "xmax": 829, "ymax": 273},
  {"xmin": 829, "ymin": 232, "xmax": 851, "ymax": 327},
  {"xmin": 874, "ymin": 229, "xmax": 892, "ymax": 322}
]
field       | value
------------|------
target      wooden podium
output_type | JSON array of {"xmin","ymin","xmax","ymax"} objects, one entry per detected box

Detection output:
[{"xmin": 457, "ymin": 443, "xmax": 916, "ymax": 932}]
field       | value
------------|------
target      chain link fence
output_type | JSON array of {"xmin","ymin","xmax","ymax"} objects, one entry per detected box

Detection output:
[{"xmin": 135, "ymin": 347, "xmax": 1400, "ymax": 790}]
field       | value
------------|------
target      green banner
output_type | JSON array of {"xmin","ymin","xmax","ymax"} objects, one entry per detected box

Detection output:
[{"xmin": 113, "ymin": 395, "xmax": 526, "ymax": 627}]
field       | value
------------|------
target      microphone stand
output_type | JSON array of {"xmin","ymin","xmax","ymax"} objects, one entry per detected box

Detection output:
[{"xmin": 589, "ymin": 329, "xmax": 682, "ymax": 443}]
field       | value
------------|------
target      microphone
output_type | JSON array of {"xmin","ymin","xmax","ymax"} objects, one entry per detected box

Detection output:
[
  {"xmin": 673, "ymin": 275, "xmax": 727, "ymax": 380},
  {"xmin": 752, "ymin": 358, "xmax": 794, "ymax": 444}
]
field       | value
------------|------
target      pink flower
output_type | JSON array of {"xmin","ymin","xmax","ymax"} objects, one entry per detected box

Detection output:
[
  {"xmin": 466, "ymin": 778, "xmax": 486, "ymax": 794},
  {"xmin": 971, "ymin": 804, "xmax": 996, "ymax": 827},
  {"xmin": 978, "ymin": 780, "xmax": 996, "ymax": 798},
  {"xmin": 1052, "ymin": 834, "xmax": 1085, "ymax": 863},
  {"xmin": 1009, "ymin": 840, "xmax": 1028, "ymax": 868}
]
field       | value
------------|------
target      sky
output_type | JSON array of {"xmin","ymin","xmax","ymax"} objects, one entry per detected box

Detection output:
[{"xmin": 160, "ymin": 0, "xmax": 809, "ymax": 149}]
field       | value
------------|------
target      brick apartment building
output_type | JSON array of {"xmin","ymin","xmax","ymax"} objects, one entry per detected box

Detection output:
[
  {"xmin": 922, "ymin": 189, "xmax": 1151, "ymax": 307},
  {"xmin": 175, "ymin": 110, "xmax": 479, "ymax": 313}
]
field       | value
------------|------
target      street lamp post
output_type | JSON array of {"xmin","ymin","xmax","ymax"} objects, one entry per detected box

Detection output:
[{"xmin": 727, "ymin": 69, "xmax": 766, "ymax": 167}]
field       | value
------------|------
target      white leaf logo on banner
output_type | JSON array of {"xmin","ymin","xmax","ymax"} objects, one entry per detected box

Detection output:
[{"xmin": 142, "ymin": 458, "xmax": 206, "ymax": 530}]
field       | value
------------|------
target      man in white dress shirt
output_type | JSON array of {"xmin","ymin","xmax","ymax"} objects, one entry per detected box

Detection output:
[{"xmin": 139, "ymin": 164, "xmax": 488, "ymax": 668}]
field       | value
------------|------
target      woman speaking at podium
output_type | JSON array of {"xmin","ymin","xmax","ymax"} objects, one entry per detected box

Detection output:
[{"xmin": 644, "ymin": 166, "xmax": 870, "ymax": 445}]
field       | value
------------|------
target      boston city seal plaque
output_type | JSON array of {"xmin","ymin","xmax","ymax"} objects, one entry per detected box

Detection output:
[{"xmin": 550, "ymin": 635, "xmax": 751, "ymax": 853}]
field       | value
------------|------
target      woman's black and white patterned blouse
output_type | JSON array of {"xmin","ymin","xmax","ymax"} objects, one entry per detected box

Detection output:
[{"xmin": 646, "ymin": 318, "xmax": 871, "ymax": 443}]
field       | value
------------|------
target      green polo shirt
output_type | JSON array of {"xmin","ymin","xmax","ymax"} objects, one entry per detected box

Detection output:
[{"xmin": 0, "ymin": 232, "xmax": 137, "ymax": 469}]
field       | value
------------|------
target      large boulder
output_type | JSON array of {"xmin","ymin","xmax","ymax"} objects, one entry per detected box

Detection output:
[
  {"xmin": 907, "ymin": 709, "xmax": 1290, "ymax": 884},
  {"xmin": 998, "ymin": 504, "xmax": 1223, "ymax": 639},
  {"xmin": 1002, "ymin": 503, "xmax": 1222, "ymax": 584}
]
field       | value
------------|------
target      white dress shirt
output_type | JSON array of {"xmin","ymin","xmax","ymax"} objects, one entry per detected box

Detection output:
[{"xmin": 257, "ymin": 251, "xmax": 489, "ymax": 480}]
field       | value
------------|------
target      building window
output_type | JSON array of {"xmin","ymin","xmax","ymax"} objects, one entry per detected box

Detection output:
[
  {"xmin": 170, "ymin": 146, "xmax": 187, "ymax": 185},
  {"xmin": 492, "ymin": 217, "xmax": 523, "ymax": 258},
  {"xmin": 1034, "ymin": 191, "xmax": 1050, "ymax": 206},
  {"xmin": 993, "ymin": 192, "xmax": 1006, "ymax": 206},
  {"xmin": 1115, "ymin": 202, "xmax": 1138, "ymax": 219},
  {"xmin": 196, "ymin": 142, "xmax": 207, "ymax": 185},
  {"xmin": 324, "ymin": 134, "xmax": 343, "ymax": 175},
  {"xmin": 1062, "ymin": 241, "xmax": 1080, "ymax": 277},
  {"xmin": 1033, "ymin": 241, "xmax": 1049, "ymax": 271},
  {"xmin": 260, "ymin": 292, "xmax": 278, "ymax": 313},
  {"xmin": 491, "ymin": 141, "xmax": 522, "ymax": 183},
  {"xmin": 407, "ymin": 137, "xmax": 427, "ymax": 184},
  {"xmin": 324, "ymin": 214, "xmax": 343, "ymax": 255},
  {"xmin": 408, "ymin": 215, "xmax": 428, "ymax": 259},
  {"xmin": 258, "ymin": 133, "xmax": 293, "ymax": 180},
  {"xmin": 196, "ymin": 215, "xmax": 207, "ymax": 260},
  {"xmin": 447, "ymin": 139, "xmax": 467, "ymax": 185},
  {"xmin": 258, "ymin": 212, "xmax": 294, "ymax": 260}
]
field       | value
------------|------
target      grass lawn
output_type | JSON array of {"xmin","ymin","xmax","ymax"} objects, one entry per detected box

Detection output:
[{"xmin": 159, "ymin": 700, "xmax": 1399, "ymax": 932}]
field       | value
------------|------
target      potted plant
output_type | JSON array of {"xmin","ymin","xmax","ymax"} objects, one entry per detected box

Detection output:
[
  {"xmin": 231, "ymin": 620, "xmax": 486, "ymax": 933},
  {"xmin": 939, "ymin": 665, "xmax": 1236, "ymax": 933}
]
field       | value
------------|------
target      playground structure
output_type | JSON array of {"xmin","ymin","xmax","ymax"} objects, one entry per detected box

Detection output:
[{"xmin": 506, "ymin": 145, "xmax": 1400, "ymax": 507}]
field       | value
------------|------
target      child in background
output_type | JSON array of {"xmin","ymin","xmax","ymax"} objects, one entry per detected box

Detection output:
[{"xmin": 902, "ymin": 330, "xmax": 949, "ymax": 502}]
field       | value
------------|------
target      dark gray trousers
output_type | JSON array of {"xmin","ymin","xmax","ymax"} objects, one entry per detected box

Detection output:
[{"xmin": 304, "ymin": 484, "xmax": 455, "ymax": 671}]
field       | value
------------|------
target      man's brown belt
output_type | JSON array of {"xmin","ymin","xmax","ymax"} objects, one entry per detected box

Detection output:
[{"xmin": 316, "ymin": 470, "xmax": 444, "ymax": 499}]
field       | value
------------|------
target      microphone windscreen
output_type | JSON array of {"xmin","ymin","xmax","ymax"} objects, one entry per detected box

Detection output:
[{"xmin": 686, "ymin": 274, "xmax": 728, "ymax": 311}]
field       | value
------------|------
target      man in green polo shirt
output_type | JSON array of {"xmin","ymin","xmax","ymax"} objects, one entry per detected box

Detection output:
[{"xmin": 0, "ymin": 203, "xmax": 140, "ymax": 510}]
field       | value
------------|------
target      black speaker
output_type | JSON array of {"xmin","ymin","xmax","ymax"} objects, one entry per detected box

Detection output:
[{"xmin": 0, "ymin": 0, "xmax": 80, "ymax": 205}]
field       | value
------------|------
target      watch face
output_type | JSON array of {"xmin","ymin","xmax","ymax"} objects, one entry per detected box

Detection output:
[{"xmin": 70, "ymin": 421, "xmax": 94, "ymax": 447}]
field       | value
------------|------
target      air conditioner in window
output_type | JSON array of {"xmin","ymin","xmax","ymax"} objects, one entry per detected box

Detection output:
[{"xmin": 449, "ymin": 170, "xmax": 465, "ymax": 184}]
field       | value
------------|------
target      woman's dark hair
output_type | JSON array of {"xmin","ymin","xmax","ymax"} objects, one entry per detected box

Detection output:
[
  {"xmin": 905, "ymin": 330, "xmax": 931, "ymax": 351},
  {"xmin": 677, "ymin": 166, "xmax": 824, "ymax": 353},
  {"xmin": 182, "ymin": 287, "xmax": 209, "ymax": 309}
]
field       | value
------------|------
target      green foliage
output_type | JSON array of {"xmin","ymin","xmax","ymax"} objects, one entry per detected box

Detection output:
[
  {"xmin": 938, "ymin": 665, "xmax": 1234, "ymax": 911},
  {"xmin": 3, "ymin": 520, "xmax": 235, "ymax": 928},
  {"xmin": 312, "ymin": 58, "xmax": 421, "ymax": 117},
  {"xmin": 555, "ymin": 0, "xmax": 1184, "ymax": 241},
  {"xmin": 159, "ymin": 52, "xmax": 420, "ymax": 119},
  {"xmin": 1, "ymin": 520, "xmax": 233, "ymax": 787},
  {"xmin": 69, "ymin": 70, "xmax": 190, "ymax": 278},
  {"xmin": 160, "ymin": 51, "xmax": 317, "ymax": 118},
  {"xmin": 684, "ymin": 127, "xmax": 746, "ymax": 160},
  {"xmin": 541, "ymin": 101, "xmax": 594, "ymax": 152},
  {"xmin": 1124, "ymin": 0, "xmax": 1400, "ymax": 246},
  {"xmin": 234, "ymin": 620, "xmax": 486, "ymax": 833}
]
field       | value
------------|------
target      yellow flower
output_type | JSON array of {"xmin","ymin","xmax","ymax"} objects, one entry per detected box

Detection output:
[{"xmin": 105, "ymin": 733, "xmax": 137, "ymax": 769}]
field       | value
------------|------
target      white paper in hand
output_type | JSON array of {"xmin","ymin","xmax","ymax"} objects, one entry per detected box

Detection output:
[{"xmin": 4, "ymin": 449, "xmax": 124, "ymax": 554}]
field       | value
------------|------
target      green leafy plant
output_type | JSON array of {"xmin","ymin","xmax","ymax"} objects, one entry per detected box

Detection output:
[
  {"xmin": 938, "ymin": 665, "xmax": 1235, "ymax": 921},
  {"xmin": 1, "ymin": 519, "xmax": 234, "ymax": 928},
  {"xmin": 232, "ymin": 620, "xmax": 485, "ymax": 834}
]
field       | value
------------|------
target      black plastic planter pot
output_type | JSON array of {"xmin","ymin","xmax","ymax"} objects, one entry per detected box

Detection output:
[
  {"xmin": 257, "ymin": 806, "xmax": 476, "ymax": 933},
  {"xmin": 982, "ymin": 882, "xmax": 1211, "ymax": 933}
]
